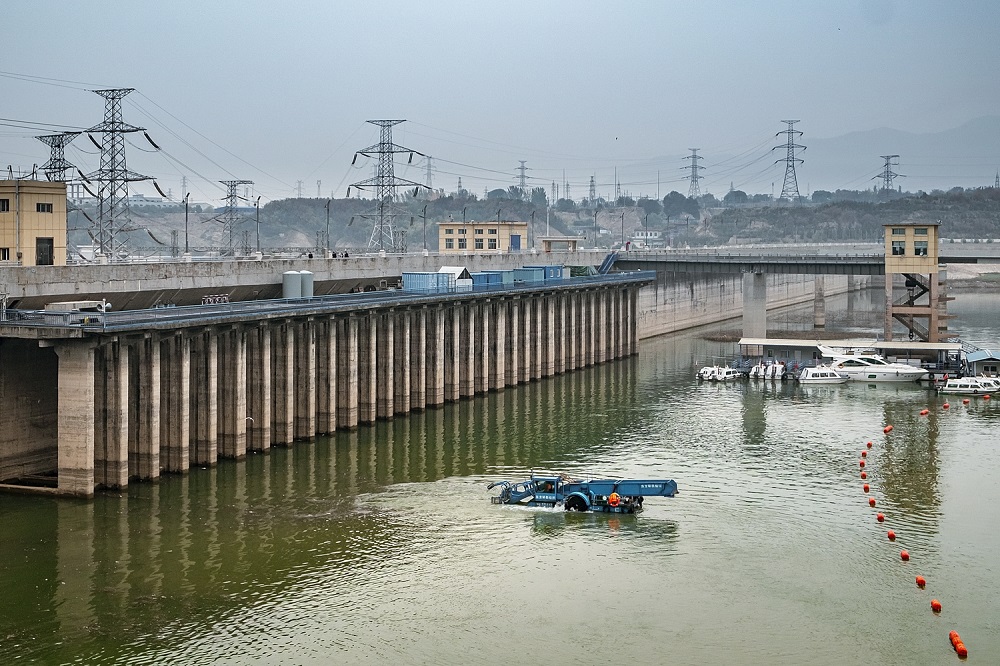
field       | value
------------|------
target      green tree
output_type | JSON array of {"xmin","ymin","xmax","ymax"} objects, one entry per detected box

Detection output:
[{"xmin": 530, "ymin": 187, "xmax": 548, "ymax": 207}]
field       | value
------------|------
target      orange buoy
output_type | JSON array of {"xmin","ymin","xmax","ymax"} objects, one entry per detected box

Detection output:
[
  {"xmin": 887, "ymin": 529, "xmax": 896, "ymax": 541},
  {"xmin": 916, "ymin": 575, "xmax": 926, "ymax": 588},
  {"xmin": 876, "ymin": 512, "xmax": 885, "ymax": 522},
  {"xmin": 863, "ymin": 483, "xmax": 870, "ymax": 492},
  {"xmin": 955, "ymin": 642, "xmax": 968, "ymax": 657},
  {"xmin": 949, "ymin": 630, "xmax": 960, "ymax": 646},
  {"xmin": 943, "ymin": 403, "xmax": 950, "ymax": 409},
  {"xmin": 931, "ymin": 598, "xmax": 942, "ymax": 612},
  {"xmin": 985, "ymin": 394, "xmax": 991, "ymax": 401},
  {"xmin": 869, "ymin": 497, "xmax": 876, "ymax": 507},
  {"xmin": 860, "ymin": 459, "xmax": 866, "ymax": 468},
  {"xmin": 883, "ymin": 425, "xmax": 893, "ymax": 434},
  {"xmin": 608, "ymin": 492, "xmax": 620, "ymax": 507},
  {"xmin": 920, "ymin": 409, "xmax": 929, "ymax": 415},
  {"xmin": 861, "ymin": 471, "xmax": 868, "ymax": 480},
  {"xmin": 963, "ymin": 398, "xmax": 970, "ymax": 405},
  {"xmin": 867, "ymin": 441, "xmax": 873, "ymax": 448},
  {"xmin": 900, "ymin": 549, "xmax": 910, "ymax": 561},
  {"xmin": 861, "ymin": 450, "xmax": 868, "ymax": 458}
]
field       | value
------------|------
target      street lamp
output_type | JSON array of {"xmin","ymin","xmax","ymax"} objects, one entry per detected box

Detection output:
[
  {"xmin": 593, "ymin": 209, "xmax": 598, "ymax": 248},
  {"xmin": 183, "ymin": 192, "xmax": 190, "ymax": 254},
  {"xmin": 421, "ymin": 204, "xmax": 428, "ymax": 251},
  {"xmin": 621, "ymin": 212, "xmax": 625, "ymax": 247},
  {"xmin": 255, "ymin": 195, "xmax": 262, "ymax": 253}
]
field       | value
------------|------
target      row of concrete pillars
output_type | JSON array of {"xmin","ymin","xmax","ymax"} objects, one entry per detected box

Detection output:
[{"xmin": 52, "ymin": 285, "xmax": 640, "ymax": 497}]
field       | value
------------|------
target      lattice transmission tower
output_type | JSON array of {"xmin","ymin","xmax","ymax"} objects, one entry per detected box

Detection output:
[
  {"xmin": 517, "ymin": 160, "xmax": 530, "ymax": 199},
  {"xmin": 37, "ymin": 132, "xmax": 80, "ymax": 181},
  {"xmin": 219, "ymin": 180, "xmax": 253, "ymax": 255},
  {"xmin": 348, "ymin": 120, "xmax": 427, "ymax": 251},
  {"xmin": 85, "ymin": 88, "xmax": 151, "ymax": 260},
  {"xmin": 589, "ymin": 175, "xmax": 596, "ymax": 203},
  {"xmin": 874, "ymin": 155, "xmax": 903, "ymax": 192},
  {"xmin": 773, "ymin": 120, "xmax": 805, "ymax": 200},
  {"xmin": 683, "ymin": 148, "xmax": 704, "ymax": 198}
]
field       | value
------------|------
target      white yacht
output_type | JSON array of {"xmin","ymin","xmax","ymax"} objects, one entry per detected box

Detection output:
[
  {"xmin": 824, "ymin": 352, "xmax": 928, "ymax": 383},
  {"xmin": 938, "ymin": 377, "xmax": 998, "ymax": 395},
  {"xmin": 797, "ymin": 366, "xmax": 849, "ymax": 384}
]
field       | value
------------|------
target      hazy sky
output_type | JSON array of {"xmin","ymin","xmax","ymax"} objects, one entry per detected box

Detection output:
[{"xmin": 2, "ymin": 0, "xmax": 998, "ymax": 204}]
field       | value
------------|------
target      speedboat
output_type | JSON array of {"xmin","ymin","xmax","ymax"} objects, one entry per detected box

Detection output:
[
  {"xmin": 938, "ymin": 377, "xmax": 998, "ymax": 395},
  {"xmin": 708, "ymin": 366, "xmax": 744, "ymax": 382},
  {"xmin": 748, "ymin": 362, "xmax": 787, "ymax": 380},
  {"xmin": 825, "ymin": 353, "xmax": 928, "ymax": 383},
  {"xmin": 697, "ymin": 366, "xmax": 720, "ymax": 381},
  {"xmin": 797, "ymin": 366, "xmax": 849, "ymax": 384}
]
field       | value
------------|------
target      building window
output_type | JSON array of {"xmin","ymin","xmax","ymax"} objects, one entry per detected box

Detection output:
[
  {"xmin": 915, "ymin": 228, "xmax": 928, "ymax": 235},
  {"xmin": 445, "ymin": 228, "xmax": 454, "ymax": 235},
  {"xmin": 458, "ymin": 238, "xmax": 467, "ymax": 249},
  {"xmin": 0, "ymin": 199, "xmax": 9, "ymax": 212},
  {"xmin": 475, "ymin": 228, "xmax": 484, "ymax": 235},
  {"xmin": 914, "ymin": 240, "xmax": 928, "ymax": 256},
  {"xmin": 892, "ymin": 228, "xmax": 905, "ymax": 235},
  {"xmin": 458, "ymin": 228, "xmax": 466, "ymax": 235},
  {"xmin": 445, "ymin": 238, "xmax": 454, "ymax": 249},
  {"xmin": 891, "ymin": 241, "xmax": 905, "ymax": 256},
  {"xmin": 0, "ymin": 248, "xmax": 9, "ymax": 261},
  {"xmin": 488, "ymin": 228, "xmax": 497, "ymax": 235},
  {"xmin": 488, "ymin": 238, "xmax": 497, "ymax": 249},
  {"xmin": 36, "ymin": 202, "xmax": 53, "ymax": 213},
  {"xmin": 983, "ymin": 363, "xmax": 998, "ymax": 375},
  {"xmin": 475, "ymin": 238, "xmax": 484, "ymax": 249}
]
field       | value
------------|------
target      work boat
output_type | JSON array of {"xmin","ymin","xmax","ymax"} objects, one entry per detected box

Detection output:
[
  {"xmin": 797, "ymin": 366, "xmax": 849, "ymax": 384},
  {"xmin": 938, "ymin": 377, "xmax": 998, "ymax": 395},
  {"xmin": 825, "ymin": 353, "xmax": 928, "ymax": 383}
]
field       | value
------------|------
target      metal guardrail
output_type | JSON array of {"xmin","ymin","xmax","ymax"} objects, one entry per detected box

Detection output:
[{"xmin": 0, "ymin": 272, "xmax": 655, "ymax": 334}]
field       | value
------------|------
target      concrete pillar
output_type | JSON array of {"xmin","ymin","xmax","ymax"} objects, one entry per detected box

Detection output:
[
  {"xmin": 426, "ymin": 307, "xmax": 445, "ymax": 406},
  {"xmin": 247, "ymin": 324, "xmax": 272, "ymax": 451},
  {"xmin": 55, "ymin": 341, "xmax": 96, "ymax": 497},
  {"xmin": 377, "ymin": 312, "xmax": 395, "ymax": 419},
  {"xmin": 133, "ymin": 335, "xmax": 160, "ymax": 480},
  {"xmin": 94, "ymin": 341, "xmax": 128, "ymax": 489},
  {"xmin": 460, "ymin": 302, "xmax": 475, "ymax": 397},
  {"xmin": 628, "ymin": 288, "xmax": 638, "ymax": 356},
  {"xmin": 360, "ymin": 313, "xmax": 377, "ymax": 423},
  {"xmin": 191, "ymin": 330, "xmax": 218, "ymax": 465},
  {"xmin": 218, "ymin": 327, "xmax": 248, "ymax": 459},
  {"xmin": 393, "ymin": 309, "xmax": 413, "ymax": 414},
  {"xmin": 410, "ymin": 308, "xmax": 427, "ymax": 410},
  {"xmin": 492, "ymin": 300, "xmax": 506, "ymax": 391},
  {"xmin": 507, "ymin": 297, "xmax": 520, "ymax": 386},
  {"xmin": 316, "ymin": 317, "xmax": 338, "ymax": 434},
  {"xmin": 271, "ymin": 322, "xmax": 295, "ymax": 445},
  {"xmin": 566, "ymin": 292, "xmax": 578, "ymax": 371},
  {"xmin": 813, "ymin": 276, "xmax": 826, "ymax": 329},
  {"xmin": 542, "ymin": 296, "xmax": 555, "ymax": 376},
  {"xmin": 554, "ymin": 295, "xmax": 566, "ymax": 374},
  {"xmin": 294, "ymin": 319, "xmax": 317, "ymax": 439},
  {"xmin": 337, "ymin": 315, "xmax": 360, "ymax": 428},
  {"xmin": 160, "ymin": 334, "xmax": 190, "ymax": 473},
  {"xmin": 531, "ymin": 297, "xmax": 543, "ymax": 380},
  {"xmin": 585, "ymin": 291, "xmax": 595, "ymax": 367},
  {"xmin": 613, "ymin": 289, "xmax": 623, "ymax": 359},
  {"xmin": 476, "ymin": 301, "xmax": 491, "ymax": 393},
  {"xmin": 595, "ymin": 291, "xmax": 607, "ymax": 364},
  {"xmin": 743, "ymin": 272, "xmax": 768, "ymax": 339},
  {"xmin": 445, "ymin": 306, "xmax": 460, "ymax": 402}
]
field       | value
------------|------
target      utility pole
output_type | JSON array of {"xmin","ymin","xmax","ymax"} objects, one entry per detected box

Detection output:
[
  {"xmin": 219, "ymin": 180, "xmax": 253, "ymax": 256},
  {"xmin": 873, "ymin": 155, "xmax": 903, "ymax": 192},
  {"xmin": 85, "ymin": 88, "xmax": 151, "ymax": 261},
  {"xmin": 184, "ymin": 192, "xmax": 190, "ymax": 254},
  {"xmin": 347, "ymin": 119, "xmax": 428, "ymax": 252},
  {"xmin": 317, "ymin": 180, "xmax": 321, "ymax": 198},
  {"xmin": 683, "ymin": 148, "xmax": 703, "ymax": 198},
  {"xmin": 324, "ymin": 199, "xmax": 331, "ymax": 253},
  {"xmin": 774, "ymin": 120, "xmax": 805, "ymax": 200},
  {"xmin": 255, "ymin": 196, "xmax": 262, "ymax": 253},
  {"xmin": 425, "ymin": 157, "xmax": 433, "ymax": 190}
]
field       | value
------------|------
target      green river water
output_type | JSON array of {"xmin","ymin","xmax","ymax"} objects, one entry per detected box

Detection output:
[{"xmin": 1, "ymin": 291, "xmax": 998, "ymax": 665}]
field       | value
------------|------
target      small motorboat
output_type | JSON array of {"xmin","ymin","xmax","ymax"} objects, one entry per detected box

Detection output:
[
  {"xmin": 708, "ymin": 366, "xmax": 744, "ymax": 382},
  {"xmin": 937, "ymin": 377, "xmax": 998, "ymax": 395},
  {"xmin": 797, "ymin": 366, "xmax": 849, "ymax": 384},
  {"xmin": 748, "ymin": 362, "xmax": 787, "ymax": 380}
]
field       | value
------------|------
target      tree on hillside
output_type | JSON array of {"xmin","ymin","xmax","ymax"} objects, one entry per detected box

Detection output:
[
  {"xmin": 663, "ymin": 191, "xmax": 700, "ymax": 218},
  {"xmin": 637, "ymin": 197, "xmax": 662, "ymax": 216},
  {"xmin": 723, "ymin": 190, "xmax": 748, "ymax": 205},
  {"xmin": 530, "ymin": 187, "xmax": 548, "ymax": 207},
  {"xmin": 556, "ymin": 198, "xmax": 576, "ymax": 212},
  {"xmin": 487, "ymin": 188, "xmax": 509, "ymax": 200}
]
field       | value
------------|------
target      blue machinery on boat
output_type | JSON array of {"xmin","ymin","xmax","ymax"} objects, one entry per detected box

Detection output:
[{"xmin": 488, "ymin": 474, "xmax": 678, "ymax": 514}]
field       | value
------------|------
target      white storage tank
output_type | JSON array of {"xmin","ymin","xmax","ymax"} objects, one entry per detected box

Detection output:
[{"xmin": 282, "ymin": 271, "xmax": 302, "ymax": 299}]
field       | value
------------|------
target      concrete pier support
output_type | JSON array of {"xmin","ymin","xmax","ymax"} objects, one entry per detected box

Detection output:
[
  {"xmin": 411, "ymin": 308, "xmax": 427, "ymax": 409},
  {"xmin": 427, "ymin": 308, "xmax": 445, "ymax": 406},
  {"xmin": 508, "ymin": 298, "xmax": 521, "ymax": 386},
  {"xmin": 337, "ymin": 315, "xmax": 359, "ymax": 428},
  {"xmin": 218, "ymin": 327, "xmax": 247, "ymax": 459},
  {"xmin": 459, "ymin": 302, "xmax": 475, "ymax": 397},
  {"xmin": 316, "ymin": 318, "xmax": 338, "ymax": 434},
  {"xmin": 585, "ymin": 291, "xmax": 596, "ymax": 367},
  {"xmin": 294, "ymin": 319, "xmax": 317, "ymax": 440},
  {"xmin": 813, "ymin": 276, "xmax": 826, "ymax": 329},
  {"xmin": 133, "ymin": 336, "xmax": 160, "ymax": 480},
  {"xmin": 247, "ymin": 325, "xmax": 272, "ymax": 451},
  {"xmin": 595, "ymin": 291, "xmax": 607, "ymax": 364},
  {"xmin": 492, "ymin": 301, "xmax": 506, "ymax": 391},
  {"xmin": 445, "ymin": 306, "xmax": 460, "ymax": 401},
  {"xmin": 191, "ymin": 330, "xmax": 218, "ymax": 465},
  {"xmin": 376, "ymin": 312, "xmax": 395, "ymax": 418},
  {"xmin": 160, "ymin": 334, "xmax": 190, "ymax": 473},
  {"xmin": 271, "ymin": 323, "xmax": 295, "ymax": 445},
  {"xmin": 554, "ymin": 296, "xmax": 566, "ymax": 374},
  {"xmin": 743, "ymin": 273, "xmax": 767, "ymax": 339},
  {"xmin": 360, "ymin": 314, "xmax": 377, "ymax": 423},
  {"xmin": 95, "ymin": 341, "xmax": 128, "ymax": 489},
  {"xmin": 476, "ymin": 302, "xmax": 491, "ymax": 393},
  {"xmin": 395, "ymin": 310, "xmax": 411, "ymax": 414},
  {"xmin": 566, "ymin": 292, "xmax": 578, "ymax": 371},
  {"xmin": 55, "ymin": 341, "xmax": 97, "ymax": 497},
  {"xmin": 542, "ymin": 296, "xmax": 555, "ymax": 377}
]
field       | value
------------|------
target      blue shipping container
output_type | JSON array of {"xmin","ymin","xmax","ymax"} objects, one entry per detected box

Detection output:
[
  {"xmin": 470, "ymin": 272, "xmax": 502, "ymax": 287},
  {"xmin": 402, "ymin": 272, "xmax": 451, "ymax": 292},
  {"xmin": 513, "ymin": 267, "xmax": 545, "ymax": 283}
]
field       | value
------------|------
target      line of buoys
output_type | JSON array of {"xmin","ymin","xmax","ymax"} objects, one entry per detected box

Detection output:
[
  {"xmin": 950, "ymin": 631, "xmax": 968, "ymax": 657},
  {"xmin": 887, "ymin": 529, "xmax": 896, "ymax": 541},
  {"xmin": 920, "ymin": 409, "xmax": 930, "ymax": 416},
  {"xmin": 883, "ymin": 425, "xmax": 894, "ymax": 434},
  {"xmin": 916, "ymin": 575, "xmax": 926, "ymax": 588},
  {"xmin": 900, "ymin": 549, "xmax": 910, "ymax": 561}
]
